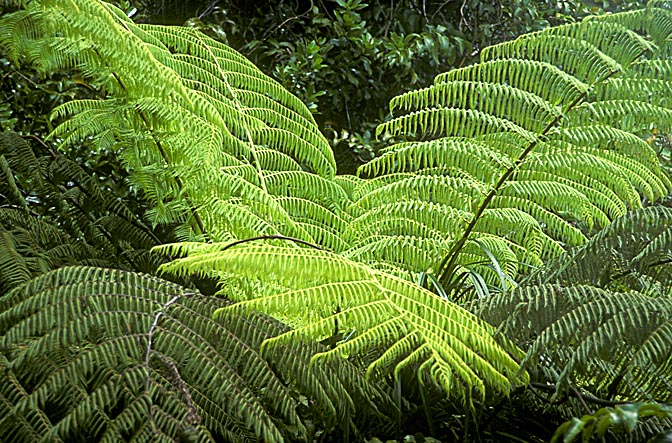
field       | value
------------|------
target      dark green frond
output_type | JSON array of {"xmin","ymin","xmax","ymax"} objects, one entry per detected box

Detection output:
[
  {"xmin": 0, "ymin": 267, "xmax": 292, "ymax": 442},
  {"xmin": 0, "ymin": 266, "xmax": 396, "ymax": 442},
  {"xmin": 478, "ymin": 283, "xmax": 672, "ymax": 403},
  {"xmin": 538, "ymin": 206, "xmax": 672, "ymax": 290},
  {"xmin": 0, "ymin": 132, "xmax": 167, "ymax": 283}
]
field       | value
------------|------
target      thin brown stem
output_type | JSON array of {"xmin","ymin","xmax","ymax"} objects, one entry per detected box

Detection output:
[{"xmin": 528, "ymin": 382, "xmax": 635, "ymax": 408}]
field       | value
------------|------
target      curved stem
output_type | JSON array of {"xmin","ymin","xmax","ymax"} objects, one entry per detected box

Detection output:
[{"xmin": 220, "ymin": 234, "xmax": 323, "ymax": 252}]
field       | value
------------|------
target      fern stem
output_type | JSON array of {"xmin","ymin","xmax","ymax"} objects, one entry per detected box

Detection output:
[
  {"xmin": 528, "ymin": 382, "xmax": 633, "ymax": 407},
  {"xmin": 571, "ymin": 385, "xmax": 594, "ymax": 415},
  {"xmin": 219, "ymin": 234, "xmax": 323, "ymax": 251},
  {"xmin": 436, "ymin": 69, "xmax": 621, "ymax": 287},
  {"xmin": 144, "ymin": 294, "xmax": 182, "ymax": 429}
]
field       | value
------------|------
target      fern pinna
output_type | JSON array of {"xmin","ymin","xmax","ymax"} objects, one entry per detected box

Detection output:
[{"xmin": 2, "ymin": 0, "xmax": 672, "ymax": 440}]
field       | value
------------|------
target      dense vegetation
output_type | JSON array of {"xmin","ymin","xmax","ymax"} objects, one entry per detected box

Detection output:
[{"xmin": 1, "ymin": 0, "xmax": 672, "ymax": 442}]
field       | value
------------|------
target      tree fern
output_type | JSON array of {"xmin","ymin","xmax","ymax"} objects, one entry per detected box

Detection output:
[
  {"xmin": 0, "ymin": 0, "xmax": 339, "ymax": 244},
  {"xmin": 4, "ymin": 0, "xmax": 672, "ymax": 425},
  {"xmin": 0, "ymin": 266, "xmax": 397, "ymax": 442},
  {"xmin": 364, "ymin": 5, "xmax": 672, "ymax": 288}
]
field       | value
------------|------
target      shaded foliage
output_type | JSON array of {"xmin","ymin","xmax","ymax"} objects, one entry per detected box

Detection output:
[
  {"xmin": 0, "ymin": 266, "xmax": 399, "ymax": 442},
  {"xmin": 0, "ymin": 131, "xmax": 166, "ymax": 285},
  {"xmin": 476, "ymin": 207, "xmax": 672, "ymax": 441}
]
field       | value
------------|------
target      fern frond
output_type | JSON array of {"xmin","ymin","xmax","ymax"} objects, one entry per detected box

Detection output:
[
  {"xmin": 539, "ymin": 206, "xmax": 672, "ymax": 290},
  {"xmin": 0, "ymin": 266, "xmax": 398, "ymax": 442},
  {"xmin": 434, "ymin": 59, "xmax": 588, "ymax": 105},
  {"xmin": 0, "ymin": 267, "xmax": 299, "ymax": 442},
  {"xmin": 6, "ymin": 2, "xmax": 672, "ymax": 431},
  {"xmin": 479, "ymin": 284, "xmax": 672, "ymax": 403},
  {"xmin": 389, "ymin": 81, "xmax": 561, "ymax": 133},
  {"xmin": 482, "ymin": 34, "xmax": 621, "ymax": 83},
  {"xmin": 159, "ymin": 243, "xmax": 528, "ymax": 408},
  {"xmin": 0, "ymin": 132, "xmax": 165, "ymax": 281},
  {"xmin": 2, "ymin": 0, "xmax": 337, "ymax": 244},
  {"xmin": 474, "ymin": 206, "xmax": 672, "ymax": 422},
  {"xmin": 371, "ymin": 7, "xmax": 672, "ymax": 286},
  {"xmin": 358, "ymin": 138, "xmax": 507, "ymax": 182}
]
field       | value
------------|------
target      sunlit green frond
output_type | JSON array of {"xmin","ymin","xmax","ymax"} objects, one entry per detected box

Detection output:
[
  {"xmin": 158, "ymin": 243, "xmax": 527, "ymax": 408},
  {"xmin": 482, "ymin": 33, "xmax": 621, "ymax": 83},
  {"xmin": 350, "ymin": 174, "xmax": 486, "ymax": 212},
  {"xmin": 376, "ymin": 107, "xmax": 537, "ymax": 142},
  {"xmin": 389, "ymin": 81, "xmax": 560, "ymax": 133},
  {"xmin": 434, "ymin": 59, "xmax": 588, "ymax": 106},
  {"xmin": 595, "ymin": 77, "xmax": 672, "ymax": 107},
  {"xmin": 568, "ymin": 100, "xmax": 672, "ymax": 134},
  {"xmin": 1, "ymin": 0, "xmax": 338, "ymax": 245},
  {"xmin": 6, "ymin": 2, "xmax": 672, "ymax": 436},
  {"xmin": 219, "ymin": 308, "xmax": 401, "ymax": 433},
  {"xmin": 368, "ymin": 6, "xmax": 672, "ymax": 288},
  {"xmin": 358, "ymin": 138, "xmax": 507, "ymax": 183},
  {"xmin": 588, "ymin": 4, "xmax": 672, "ymax": 48}
]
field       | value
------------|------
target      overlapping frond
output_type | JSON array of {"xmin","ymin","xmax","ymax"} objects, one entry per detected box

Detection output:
[
  {"xmin": 0, "ymin": 0, "xmax": 339, "ymax": 244},
  {"xmin": 0, "ymin": 131, "xmax": 163, "ymax": 284},
  {"xmin": 5, "ymin": 0, "xmax": 670, "ymax": 282},
  {"xmin": 0, "ymin": 266, "xmax": 397, "ymax": 443},
  {"xmin": 475, "ymin": 207, "xmax": 672, "ymax": 425},
  {"xmin": 4, "ymin": 1, "xmax": 672, "ymax": 437},
  {"xmin": 478, "ymin": 283, "xmax": 672, "ymax": 403},
  {"xmin": 538, "ymin": 206, "xmax": 672, "ymax": 290}
]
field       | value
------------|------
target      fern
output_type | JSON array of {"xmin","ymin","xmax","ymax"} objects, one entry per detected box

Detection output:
[
  {"xmin": 5, "ymin": 1, "xmax": 669, "ymax": 276},
  {"xmin": 365, "ymin": 6, "xmax": 672, "ymax": 287},
  {"xmin": 0, "ymin": 267, "xmax": 397, "ymax": 442},
  {"xmin": 157, "ymin": 241, "xmax": 528, "ymax": 409},
  {"xmin": 4, "ymin": 0, "xmax": 672, "ymax": 426},
  {"xmin": 0, "ymin": 0, "xmax": 339, "ymax": 244},
  {"xmin": 0, "ymin": 131, "xmax": 164, "ymax": 285},
  {"xmin": 475, "ymin": 207, "xmax": 672, "ymax": 441}
]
